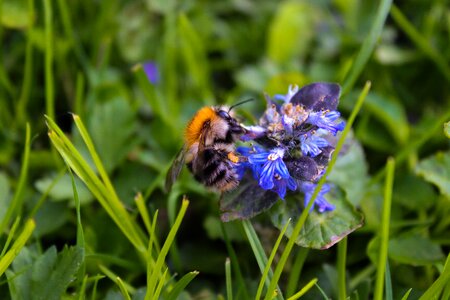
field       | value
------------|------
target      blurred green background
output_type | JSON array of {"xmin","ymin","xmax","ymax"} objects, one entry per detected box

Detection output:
[{"xmin": 1, "ymin": 0, "xmax": 449, "ymax": 299}]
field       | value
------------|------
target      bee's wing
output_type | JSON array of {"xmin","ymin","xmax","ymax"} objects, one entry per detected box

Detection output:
[
  {"xmin": 219, "ymin": 174, "xmax": 279, "ymax": 222},
  {"xmin": 165, "ymin": 146, "xmax": 187, "ymax": 193}
]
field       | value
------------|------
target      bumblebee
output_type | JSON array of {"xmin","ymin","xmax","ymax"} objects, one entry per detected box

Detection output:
[{"xmin": 165, "ymin": 105, "xmax": 247, "ymax": 192}]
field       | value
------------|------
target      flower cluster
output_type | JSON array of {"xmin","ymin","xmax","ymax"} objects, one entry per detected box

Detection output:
[{"xmin": 237, "ymin": 83, "xmax": 345, "ymax": 212}]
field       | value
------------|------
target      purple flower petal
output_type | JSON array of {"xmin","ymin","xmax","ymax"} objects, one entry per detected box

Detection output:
[
  {"xmin": 142, "ymin": 61, "xmax": 159, "ymax": 84},
  {"xmin": 290, "ymin": 82, "xmax": 340, "ymax": 111}
]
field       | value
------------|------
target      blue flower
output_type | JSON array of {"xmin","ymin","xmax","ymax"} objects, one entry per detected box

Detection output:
[
  {"xmin": 240, "ymin": 147, "xmax": 297, "ymax": 199},
  {"xmin": 306, "ymin": 111, "xmax": 345, "ymax": 135},
  {"xmin": 300, "ymin": 182, "xmax": 335, "ymax": 212},
  {"xmin": 274, "ymin": 84, "xmax": 299, "ymax": 103},
  {"xmin": 142, "ymin": 61, "xmax": 159, "ymax": 84},
  {"xmin": 240, "ymin": 125, "xmax": 267, "ymax": 142},
  {"xmin": 236, "ymin": 146, "xmax": 263, "ymax": 179},
  {"xmin": 300, "ymin": 134, "xmax": 329, "ymax": 157}
]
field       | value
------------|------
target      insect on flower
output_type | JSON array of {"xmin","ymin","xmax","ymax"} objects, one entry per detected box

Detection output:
[
  {"xmin": 220, "ymin": 83, "xmax": 345, "ymax": 221},
  {"xmin": 165, "ymin": 100, "xmax": 252, "ymax": 193}
]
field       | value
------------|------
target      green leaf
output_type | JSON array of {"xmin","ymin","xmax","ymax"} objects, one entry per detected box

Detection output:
[
  {"xmin": 328, "ymin": 134, "xmax": 369, "ymax": 206},
  {"xmin": 35, "ymin": 246, "xmax": 84, "ymax": 300},
  {"xmin": 6, "ymin": 246, "xmax": 34, "ymax": 300},
  {"xmin": 393, "ymin": 174, "xmax": 436, "ymax": 210},
  {"xmin": 267, "ymin": 2, "xmax": 318, "ymax": 64},
  {"xmin": 34, "ymin": 201, "xmax": 70, "ymax": 237},
  {"xmin": 1, "ymin": 0, "xmax": 32, "ymax": 29},
  {"xmin": 165, "ymin": 271, "xmax": 199, "ymax": 300},
  {"xmin": 415, "ymin": 151, "xmax": 450, "ymax": 198},
  {"xmin": 6, "ymin": 245, "xmax": 83, "ymax": 300},
  {"xmin": 88, "ymin": 98, "xmax": 139, "ymax": 173},
  {"xmin": 270, "ymin": 188, "xmax": 363, "ymax": 249},
  {"xmin": 364, "ymin": 92, "xmax": 410, "ymax": 145},
  {"xmin": 35, "ymin": 174, "xmax": 93, "ymax": 205},
  {"xmin": 388, "ymin": 234, "xmax": 444, "ymax": 266}
]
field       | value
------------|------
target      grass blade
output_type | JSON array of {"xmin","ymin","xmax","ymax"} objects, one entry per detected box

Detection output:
[
  {"xmin": 116, "ymin": 277, "xmax": 131, "ymax": 300},
  {"xmin": 286, "ymin": 247, "xmax": 309, "ymax": 297},
  {"xmin": 146, "ymin": 198, "xmax": 189, "ymax": 299},
  {"xmin": 0, "ymin": 124, "xmax": 31, "ymax": 234},
  {"xmin": 221, "ymin": 222, "xmax": 250, "ymax": 300},
  {"xmin": 166, "ymin": 271, "xmax": 199, "ymax": 300},
  {"xmin": 0, "ymin": 217, "xmax": 20, "ymax": 257},
  {"xmin": 342, "ymin": 0, "xmax": 392, "ymax": 94},
  {"xmin": 16, "ymin": 0, "xmax": 34, "ymax": 124},
  {"xmin": 46, "ymin": 115, "xmax": 147, "ymax": 254},
  {"xmin": 255, "ymin": 219, "xmax": 291, "ymax": 300},
  {"xmin": 390, "ymin": 4, "xmax": 450, "ymax": 82},
  {"xmin": 0, "ymin": 219, "xmax": 35, "ymax": 276},
  {"xmin": 287, "ymin": 278, "xmax": 318, "ymax": 300},
  {"xmin": 374, "ymin": 158, "xmax": 395, "ymax": 300},
  {"xmin": 98, "ymin": 264, "xmax": 135, "ymax": 294},
  {"xmin": 385, "ymin": 260, "xmax": 393, "ymax": 300},
  {"xmin": 226, "ymin": 258, "xmax": 233, "ymax": 300},
  {"xmin": 43, "ymin": 0, "xmax": 54, "ymax": 120},
  {"xmin": 400, "ymin": 288, "xmax": 412, "ymax": 300},
  {"xmin": 419, "ymin": 253, "xmax": 450, "ymax": 300},
  {"xmin": 152, "ymin": 268, "xmax": 168, "ymax": 300}
]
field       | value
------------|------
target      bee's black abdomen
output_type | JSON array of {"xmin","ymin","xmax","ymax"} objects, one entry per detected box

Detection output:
[{"xmin": 191, "ymin": 148, "xmax": 238, "ymax": 190}]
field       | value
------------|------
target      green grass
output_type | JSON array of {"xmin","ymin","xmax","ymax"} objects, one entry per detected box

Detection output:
[{"xmin": 1, "ymin": 0, "xmax": 449, "ymax": 299}]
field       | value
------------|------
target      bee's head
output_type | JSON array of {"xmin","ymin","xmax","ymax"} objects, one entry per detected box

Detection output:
[{"xmin": 217, "ymin": 109, "xmax": 245, "ymax": 135}]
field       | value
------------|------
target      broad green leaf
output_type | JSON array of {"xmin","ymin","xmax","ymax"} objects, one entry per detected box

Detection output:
[
  {"xmin": 415, "ymin": 151, "xmax": 450, "ymax": 198},
  {"xmin": 35, "ymin": 174, "xmax": 93, "ymax": 205},
  {"xmin": 388, "ymin": 234, "xmax": 444, "ymax": 266},
  {"xmin": 368, "ymin": 234, "xmax": 445, "ymax": 267},
  {"xmin": 271, "ymin": 188, "xmax": 363, "ymax": 249},
  {"xmin": 34, "ymin": 246, "xmax": 84, "ymax": 300},
  {"xmin": 364, "ymin": 92, "xmax": 409, "ymax": 145},
  {"xmin": 267, "ymin": 2, "xmax": 318, "ymax": 64},
  {"xmin": 328, "ymin": 135, "xmax": 369, "ymax": 206},
  {"xmin": 34, "ymin": 202, "xmax": 70, "ymax": 237},
  {"xmin": 6, "ymin": 244, "xmax": 82, "ymax": 300},
  {"xmin": 6, "ymin": 247, "xmax": 34, "ymax": 300},
  {"xmin": 393, "ymin": 174, "xmax": 436, "ymax": 210},
  {"xmin": 88, "ymin": 98, "xmax": 139, "ymax": 173},
  {"xmin": 1, "ymin": 0, "xmax": 31, "ymax": 29}
]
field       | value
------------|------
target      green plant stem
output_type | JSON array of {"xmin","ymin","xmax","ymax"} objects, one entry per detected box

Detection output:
[
  {"xmin": 287, "ymin": 278, "xmax": 318, "ymax": 300},
  {"xmin": 255, "ymin": 219, "xmax": 291, "ymax": 300},
  {"xmin": 16, "ymin": 0, "xmax": 35, "ymax": 124},
  {"xmin": 44, "ymin": 0, "xmax": 54, "ymax": 121},
  {"xmin": 221, "ymin": 222, "xmax": 250, "ymax": 300},
  {"xmin": 374, "ymin": 158, "xmax": 395, "ymax": 300},
  {"xmin": 225, "ymin": 258, "xmax": 232, "ymax": 300},
  {"xmin": 337, "ymin": 237, "xmax": 347, "ymax": 300},
  {"xmin": 286, "ymin": 247, "xmax": 309, "ymax": 297},
  {"xmin": 0, "ymin": 124, "xmax": 31, "ymax": 234}
]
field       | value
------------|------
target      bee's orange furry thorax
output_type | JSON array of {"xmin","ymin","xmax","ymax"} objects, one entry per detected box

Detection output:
[{"xmin": 185, "ymin": 107, "xmax": 217, "ymax": 146}]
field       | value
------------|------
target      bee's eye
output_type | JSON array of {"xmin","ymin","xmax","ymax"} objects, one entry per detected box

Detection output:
[{"xmin": 218, "ymin": 110, "xmax": 230, "ymax": 119}]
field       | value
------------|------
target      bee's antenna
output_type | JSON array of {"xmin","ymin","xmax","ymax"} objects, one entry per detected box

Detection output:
[{"xmin": 228, "ymin": 98, "xmax": 254, "ymax": 113}]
